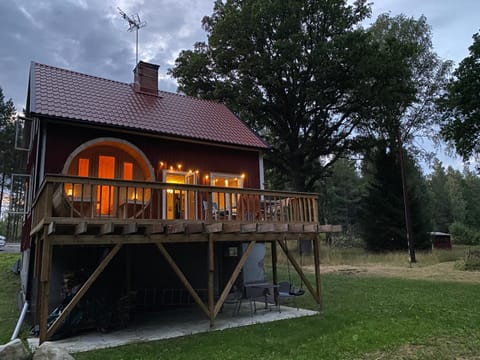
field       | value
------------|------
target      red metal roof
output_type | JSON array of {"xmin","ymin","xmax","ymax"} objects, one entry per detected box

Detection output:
[{"xmin": 29, "ymin": 62, "xmax": 267, "ymax": 149}]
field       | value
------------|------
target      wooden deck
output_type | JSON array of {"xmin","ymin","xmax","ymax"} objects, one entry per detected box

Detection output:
[{"xmin": 28, "ymin": 175, "xmax": 326, "ymax": 344}]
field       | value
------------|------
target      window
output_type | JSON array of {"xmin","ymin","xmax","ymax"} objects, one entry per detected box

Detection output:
[
  {"xmin": 78, "ymin": 158, "xmax": 89, "ymax": 177},
  {"xmin": 123, "ymin": 162, "xmax": 133, "ymax": 180},
  {"xmin": 210, "ymin": 173, "xmax": 244, "ymax": 216}
]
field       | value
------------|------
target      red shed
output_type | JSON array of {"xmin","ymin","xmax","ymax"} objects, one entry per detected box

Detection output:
[{"xmin": 430, "ymin": 232, "xmax": 452, "ymax": 250}]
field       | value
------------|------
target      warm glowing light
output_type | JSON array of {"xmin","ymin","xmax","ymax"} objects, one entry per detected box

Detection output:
[
  {"xmin": 159, "ymin": 161, "xmax": 165, "ymax": 168},
  {"xmin": 177, "ymin": 163, "xmax": 182, "ymax": 170},
  {"xmin": 130, "ymin": 191, "xmax": 141, "ymax": 201},
  {"xmin": 195, "ymin": 170, "xmax": 199, "ymax": 174},
  {"xmin": 167, "ymin": 189, "xmax": 174, "ymax": 194},
  {"xmin": 169, "ymin": 166, "xmax": 174, "ymax": 170},
  {"xmin": 205, "ymin": 175, "xmax": 209, "ymax": 180},
  {"xmin": 123, "ymin": 162, "xmax": 133, "ymax": 180},
  {"xmin": 78, "ymin": 158, "xmax": 89, "ymax": 177},
  {"xmin": 66, "ymin": 188, "xmax": 73, "ymax": 196},
  {"xmin": 241, "ymin": 173, "xmax": 246, "ymax": 179}
]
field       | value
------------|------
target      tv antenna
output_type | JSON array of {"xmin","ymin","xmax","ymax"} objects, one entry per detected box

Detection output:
[{"xmin": 118, "ymin": 7, "xmax": 147, "ymax": 65}]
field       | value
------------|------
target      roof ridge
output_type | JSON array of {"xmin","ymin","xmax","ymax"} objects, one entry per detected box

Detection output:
[
  {"xmin": 34, "ymin": 62, "xmax": 130, "ymax": 87},
  {"xmin": 34, "ymin": 62, "xmax": 225, "ymax": 105},
  {"xmin": 157, "ymin": 89, "xmax": 225, "ymax": 106}
]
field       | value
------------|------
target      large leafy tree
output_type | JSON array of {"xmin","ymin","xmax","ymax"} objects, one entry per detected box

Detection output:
[
  {"xmin": 440, "ymin": 32, "xmax": 480, "ymax": 164},
  {"xmin": 0, "ymin": 86, "xmax": 16, "ymax": 218},
  {"xmin": 359, "ymin": 14, "xmax": 451, "ymax": 155},
  {"xmin": 170, "ymin": 0, "xmax": 386, "ymax": 192},
  {"xmin": 356, "ymin": 14, "xmax": 449, "ymax": 258}
]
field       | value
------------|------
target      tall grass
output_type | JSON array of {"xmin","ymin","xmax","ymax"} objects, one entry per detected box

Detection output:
[{"xmin": 270, "ymin": 242, "xmax": 470, "ymax": 269}]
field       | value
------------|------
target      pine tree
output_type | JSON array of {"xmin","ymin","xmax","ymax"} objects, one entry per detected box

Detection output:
[{"xmin": 360, "ymin": 144, "xmax": 431, "ymax": 251}]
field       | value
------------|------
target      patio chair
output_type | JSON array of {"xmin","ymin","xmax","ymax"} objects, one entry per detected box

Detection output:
[
  {"xmin": 202, "ymin": 201, "xmax": 219, "ymax": 220},
  {"xmin": 222, "ymin": 286, "xmax": 243, "ymax": 316}
]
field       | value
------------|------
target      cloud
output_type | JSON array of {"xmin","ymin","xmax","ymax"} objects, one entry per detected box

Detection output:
[
  {"xmin": 0, "ymin": 0, "xmax": 477, "ymax": 172},
  {"xmin": 0, "ymin": 0, "xmax": 213, "ymax": 110}
]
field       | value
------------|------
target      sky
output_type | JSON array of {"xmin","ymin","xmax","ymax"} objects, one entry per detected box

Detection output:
[{"xmin": 0, "ymin": 0, "xmax": 478, "ymax": 171}]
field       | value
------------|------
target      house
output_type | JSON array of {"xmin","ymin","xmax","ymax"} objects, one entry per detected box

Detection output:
[{"xmin": 18, "ymin": 61, "xmax": 322, "ymax": 343}]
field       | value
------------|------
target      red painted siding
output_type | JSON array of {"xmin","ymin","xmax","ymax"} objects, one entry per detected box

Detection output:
[{"xmin": 43, "ymin": 121, "xmax": 262, "ymax": 188}]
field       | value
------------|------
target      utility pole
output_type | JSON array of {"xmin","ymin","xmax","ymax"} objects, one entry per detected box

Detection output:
[{"xmin": 397, "ymin": 127, "xmax": 416, "ymax": 263}]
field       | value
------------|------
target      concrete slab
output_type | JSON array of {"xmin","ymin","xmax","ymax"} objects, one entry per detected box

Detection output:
[{"xmin": 27, "ymin": 303, "xmax": 317, "ymax": 354}]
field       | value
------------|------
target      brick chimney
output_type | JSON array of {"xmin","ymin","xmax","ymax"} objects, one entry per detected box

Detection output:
[{"xmin": 133, "ymin": 61, "xmax": 159, "ymax": 95}]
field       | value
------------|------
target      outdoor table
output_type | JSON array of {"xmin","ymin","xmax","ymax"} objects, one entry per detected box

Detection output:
[{"xmin": 244, "ymin": 282, "xmax": 279, "ymax": 313}]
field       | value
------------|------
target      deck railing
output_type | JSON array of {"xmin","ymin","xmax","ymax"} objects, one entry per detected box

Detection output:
[{"xmin": 31, "ymin": 175, "xmax": 319, "ymax": 230}]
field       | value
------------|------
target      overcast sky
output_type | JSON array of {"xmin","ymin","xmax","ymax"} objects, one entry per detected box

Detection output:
[{"xmin": 0, "ymin": 0, "xmax": 478, "ymax": 170}]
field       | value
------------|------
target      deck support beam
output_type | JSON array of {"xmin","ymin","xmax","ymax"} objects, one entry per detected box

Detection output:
[
  {"xmin": 277, "ymin": 238, "xmax": 319, "ymax": 304},
  {"xmin": 208, "ymin": 234, "xmax": 215, "ymax": 327},
  {"xmin": 213, "ymin": 240, "xmax": 256, "ymax": 319},
  {"xmin": 313, "ymin": 235, "xmax": 322, "ymax": 308},
  {"xmin": 46, "ymin": 243, "xmax": 123, "ymax": 341},
  {"xmin": 38, "ymin": 227, "xmax": 52, "ymax": 344},
  {"xmin": 156, "ymin": 243, "xmax": 209, "ymax": 317},
  {"xmin": 271, "ymin": 240, "xmax": 278, "ymax": 304}
]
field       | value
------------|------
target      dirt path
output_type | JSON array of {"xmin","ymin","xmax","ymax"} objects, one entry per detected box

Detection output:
[{"xmin": 305, "ymin": 262, "xmax": 480, "ymax": 283}]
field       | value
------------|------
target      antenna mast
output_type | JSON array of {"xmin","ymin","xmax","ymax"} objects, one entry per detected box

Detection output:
[{"xmin": 118, "ymin": 7, "xmax": 147, "ymax": 65}]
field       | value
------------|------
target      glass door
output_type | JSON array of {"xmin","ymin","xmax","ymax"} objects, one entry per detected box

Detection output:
[
  {"xmin": 163, "ymin": 170, "xmax": 197, "ymax": 220},
  {"xmin": 185, "ymin": 172, "xmax": 197, "ymax": 220},
  {"xmin": 97, "ymin": 155, "xmax": 115, "ymax": 216}
]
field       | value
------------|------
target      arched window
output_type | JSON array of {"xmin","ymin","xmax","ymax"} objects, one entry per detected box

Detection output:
[{"xmin": 62, "ymin": 138, "xmax": 154, "ymax": 216}]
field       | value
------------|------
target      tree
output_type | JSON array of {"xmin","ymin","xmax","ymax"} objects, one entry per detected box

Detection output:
[
  {"xmin": 0, "ymin": 86, "xmax": 16, "ymax": 218},
  {"xmin": 357, "ymin": 14, "xmax": 450, "ymax": 260},
  {"xmin": 361, "ymin": 14, "xmax": 451, "ymax": 149},
  {"xmin": 461, "ymin": 168, "xmax": 480, "ymax": 229},
  {"xmin": 170, "ymin": 0, "xmax": 387, "ymax": 192},
  {"xmin": 440, "ymin": 32, "xmax": 480, "ymax": 164},
  {"xmin": 317, "ymin": 158, "xmax": 364, "ymax": 237},
  {"xmin": 427, "ymin": 160, "xmax": 453, "ymax": 232},
  {"xmin": 446, "ymin": 167, "xmax": 466, "ymax": 224},
  {"xmin": 360, "ymin": 144, "xmax": 431, "ymax": 251}
]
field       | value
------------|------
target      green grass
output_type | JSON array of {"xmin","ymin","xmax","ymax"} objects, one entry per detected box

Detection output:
[
  {"xmin": 1, "ymin": 250, "xmax": 479, "ymax": 359},
  {"xmin": 75, "ymin": 271, "xmax": 480, "ymax": 360},
  {"xmin": 0, "ymin": 253, "xmax": 23, "ymax": 343}
]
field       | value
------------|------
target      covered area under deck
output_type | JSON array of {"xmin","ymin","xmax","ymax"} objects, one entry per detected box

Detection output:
[
  {"xmin": 28, "ymin": 303, "xmax": 318, "ymax": 353},
  {"xmin": 27, "ymin": 175, "xmax": 324, "ymax": 344}
]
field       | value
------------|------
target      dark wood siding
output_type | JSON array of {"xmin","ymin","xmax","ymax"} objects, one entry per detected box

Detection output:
[{"xmin": 43, "ymin": 121, "xmax": 262, "ymax": 188}]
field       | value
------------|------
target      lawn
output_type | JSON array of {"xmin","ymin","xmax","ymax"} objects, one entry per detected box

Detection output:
[
  {"xmin": 73, "ymin": 275, "xmax": 479, "ymax": 360},
  {"xmin": 1, "ymin": 249, "xmax": 479, "ymax": 359},
  {"xmin": 0, "ymin": 253, "xmax": 23, "ymax": 342}
]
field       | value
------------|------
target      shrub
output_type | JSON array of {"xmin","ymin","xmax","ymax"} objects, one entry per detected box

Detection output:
[
  {"xmin": 449, "ymin": 222, "xmax": 480, "ymax": 245},
  {"xmin": 463, "ymin": 249, "xmax": 480, "ymax": 271}
]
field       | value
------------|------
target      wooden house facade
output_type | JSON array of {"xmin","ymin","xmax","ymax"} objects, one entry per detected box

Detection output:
[{"xmin": 19, "ymin": 61, "xmax": 322, "ymax": 343}]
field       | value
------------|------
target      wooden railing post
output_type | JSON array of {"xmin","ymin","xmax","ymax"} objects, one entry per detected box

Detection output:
[
  {"xmin": 44, "ymin": 182, "xmax": 53, "ymax": 218},
  {"xmin": 31, "ymin": 175, "xmax": 321, "ymax": 226},
  {"xmin": 208, "ymin": 234, "xmax": 215, "ymax": 327}
]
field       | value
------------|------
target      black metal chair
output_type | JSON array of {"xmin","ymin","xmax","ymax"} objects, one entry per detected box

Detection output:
[{"xmin": 222, "ymin": 286, "xmax": 243, "ymax": 316}]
